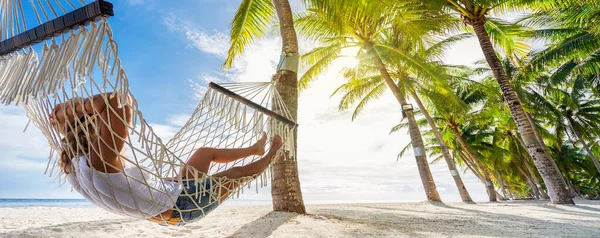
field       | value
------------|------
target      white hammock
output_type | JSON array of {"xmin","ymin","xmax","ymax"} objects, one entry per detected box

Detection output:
[{"xmin": 0, "ymin": 0, "xmax": 297, "ymax": 225}]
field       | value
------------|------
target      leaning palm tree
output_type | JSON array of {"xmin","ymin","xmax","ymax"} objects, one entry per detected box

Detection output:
[
  {"xmin": 528, "ymin": 83, "xmax": 600, "ymax": 174},
  {"xmin": 225, "ymin": 0, "xmax": 305, "ymax": 213},
  {"xmin": 332, "ymin": 35, "xmax": 476, "ymax": 203},
  {"xmin": 427, "ymin": 81, "xmax": 499, "ymax": 201},
  {"xmin": 415, "ymin": 0, "xmax": 581, "ymax": 204},
  {"xmin": 548, "ymin": 130, "xmax": 600, "ymax": 199},
  {"xmin": 296, "ymin": 0, "xmax": 446, "ymax": 202}
]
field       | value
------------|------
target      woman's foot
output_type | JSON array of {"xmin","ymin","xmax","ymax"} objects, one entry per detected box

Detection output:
[
  {"xmin": 252, "ymin": 132, "xmax": 268, "ymax": 156},
  {"xmin": 266, "ymin": 135, "xmax": 283, "ymax": 161}
]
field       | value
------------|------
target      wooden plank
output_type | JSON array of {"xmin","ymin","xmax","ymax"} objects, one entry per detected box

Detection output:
[
  {"xmin": 0, "ymin": 0, "xmax": 114, "ymax": 56},
  {"xmin": 209, "ymin": 82, "xmax": 298, "ymax": 127}
]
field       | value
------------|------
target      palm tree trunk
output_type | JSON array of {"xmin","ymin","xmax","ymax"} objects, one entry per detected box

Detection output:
[
  {"xmin": 460, "ymin": 152, "xmax": 484, "ymax": 181},
  {"xmin": 451, "ymin": 126, "xmax": 497, "ymax": 202},
  {"xmin": 506, "ymin": 183, "xmax": 517, "ymax": 200},
  {"xmin": 495, "ymin": 191, "xmax": 508, "ymax": 201},
  {"xmin": 270, "ymin": 0, "xmax": 306, "ymax": 214},
  {"xmin": 411, "ymin": 91, "xmax": 473, "ymax": 203},
  {"xmin": 495, "ymin": 171, "xmax": 508, "ymax": 199},
  {"xmin": 525, "ymin": 113, "xmax": 552, "ymax": 160},
  {"xmin": 515, "ymin": 160, "xmax": 541, "ymax": 199},
  {"xmin": 516, "ymin": 135, "xmax": 550, "ymax": 199},
  {"xmin": 558, "ymin": 163, "xmax": 579, "ymax": 197},
  {"xmin": 367, "ymin": 44, "xmax": 441, "ymax": 202},
  {"xmin": 566, "ymin": 117, "xmax": 600, "ymax": 174},
  {"xmin": 470, "ymin": 21, "xmax": 573, "ymax": 204}
]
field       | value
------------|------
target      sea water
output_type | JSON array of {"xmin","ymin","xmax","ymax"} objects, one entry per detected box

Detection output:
[{"xmin": 0, "ymin": 198, "xmax": 93, "ymax": 208}]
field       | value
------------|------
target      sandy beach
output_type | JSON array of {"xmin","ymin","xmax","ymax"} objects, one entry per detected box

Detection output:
[{"xmin": 1, "ymin": 199, "xmax": 599, "ymax": 238}]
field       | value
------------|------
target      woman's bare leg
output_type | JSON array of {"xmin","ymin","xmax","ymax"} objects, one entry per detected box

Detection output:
[
  {"xmin": 181, "ymin": 132, "xmax": 268, "ymax": 176},
  {"xmin": 151, "ymin": 135, "xmax": 282, "ymax": 224},
  {"xmin": 213, "ymin": 135, "xmax": 283, "ymax": 203}
]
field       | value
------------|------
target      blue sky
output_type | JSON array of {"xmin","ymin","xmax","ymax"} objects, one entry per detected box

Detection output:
[{"xmin": 0, "ymin": 0, "xmax": 493, "ymax": 204}]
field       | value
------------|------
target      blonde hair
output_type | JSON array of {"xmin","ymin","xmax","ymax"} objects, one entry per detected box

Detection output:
[
  {"xmin": 59, "ymin": 127, "xmax": 95, "ymax": 174},
  {"xmin": 56, "ymin": 99, "xmax": 99, "ymax": 174}
]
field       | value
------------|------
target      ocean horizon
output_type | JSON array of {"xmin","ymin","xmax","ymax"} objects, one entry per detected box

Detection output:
[
  {"xmin": 0, "ymin": 198, "xmax": 425, "ymax": 208},
  {"xmin": 0, "ymin": 198, "xmax": 93, "ymax": 208},
  {"xmin": 0, "ymin": 198, "xmax": 275, "ymax": 208}
]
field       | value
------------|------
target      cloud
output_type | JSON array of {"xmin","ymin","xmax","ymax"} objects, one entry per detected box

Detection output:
[
  {"xmin": 166, "ymin": 114, "xmax": 192, "ymax": 128},
  {"xmin": 147, "ymin": 123, "xmax": 179, "ymax": 142},
  {"xmin": 163, "ymin": 14, "xmax": 229, "ymax": 58}
]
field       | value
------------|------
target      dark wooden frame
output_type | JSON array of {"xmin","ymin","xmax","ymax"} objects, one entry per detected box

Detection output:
[
  {"xmin": 0, "ymin": 0, "xmax": 114, "ymax": 56},
  {"xmin": 209, "ymin": 82, "xmax": 298, "ymax": 127}
]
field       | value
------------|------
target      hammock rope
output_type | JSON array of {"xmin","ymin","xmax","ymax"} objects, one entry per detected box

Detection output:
[{"xmin": 0, "ymin": 0, "xmax": 297, "ymax": 225}]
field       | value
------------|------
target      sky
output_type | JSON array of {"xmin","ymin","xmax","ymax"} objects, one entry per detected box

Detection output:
[{"xmin": 0, "ymin": 0, "xmax": 493, "ymax": 204}]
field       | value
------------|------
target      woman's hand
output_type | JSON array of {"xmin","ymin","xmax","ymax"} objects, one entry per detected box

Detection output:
[
  {"xmin": 49, "ymin": 93, "xmax": 117, "ymax": 134},
  {"xmin": 50, "ymin": 103, "xmax": 69, "ymax": 133},
  {"xmin": 49, "ymin": 99, "xmax": 86, "ymax": 133}
]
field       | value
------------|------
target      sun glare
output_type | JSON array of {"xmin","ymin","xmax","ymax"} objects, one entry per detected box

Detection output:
[
  {"xmin": 337, "ymin": 46, "xmax": 361, "ymax": 69},
  {"xmin": 339, "ymin": 56, "xmax": 359, "ymax": 68}
]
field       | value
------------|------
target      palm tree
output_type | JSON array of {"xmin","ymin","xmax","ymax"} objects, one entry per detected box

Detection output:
[
  {"xmin": 548, "ymin": 131, "xmax": 600, "ymax": 199},
  {"xmin": 225, "ymin": 0, "xmax": 305, "ymax": 213},
  {"xmin": 528, "ymin": 83, "xmax": 600, "ymax": 174},
  {"xmin": 296, "ymin": 0, "xmax": 444, "ymax": 202},
  {"xmin": 332, "ymin": 35, "xmax": 476, "ymax": 203},
  {"xmin": 415, "ymin": 0, "xmax": 577, "ymax": 204},
  {"xmin": 477, "ymin": 58, "xmax": 555, "ymax": 199},
  {"xmin": 411, "ymin": 91, "xmax": 474, "ymax": 203},
  {"xmin": 429, "ymin": 82, "xmax": 499, "ymax": 201}
]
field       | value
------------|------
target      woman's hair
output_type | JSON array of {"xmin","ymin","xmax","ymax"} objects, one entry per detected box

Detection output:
[{"xmin": 58, "ymin": 117, "xmax": 97, "ymax": 175}]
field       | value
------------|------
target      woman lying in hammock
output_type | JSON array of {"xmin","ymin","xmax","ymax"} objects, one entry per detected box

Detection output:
[{"xmin": 49, "ymin": 93, "xmax": 283, "ymax": 226}]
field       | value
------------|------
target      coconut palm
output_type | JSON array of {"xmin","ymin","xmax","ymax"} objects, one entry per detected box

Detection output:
[
  {"xmin": 225, "ymin": 0, "xmax": 305, "ymax": 213},
  {"xmin": 429, "ymin": 81, "xmax": 500, "ymax": 201},
  {"xmin": 491, "ymin": 110, "xmax": 550, "ymax": 199},
  {"xmin": 476, "ymin": 57, "xmax": 556, "ymax": 199},
  {"xmin": 548, "ymin": 129, "xmax": 600, "ymax": 199},
  {"xmin": 389, "ymin": 0, "xmax": 595, "ymax": 204},
  {"xmin": 528, "ymin": 83, "xmax": 600, "ymax": 174},
  {"xmin": 331, "ymin": 34, "xmax": 476, "ymax": 203},
  {"xmin": 296, "ymin": 0, "xmax": 447, "ymax": 201}
]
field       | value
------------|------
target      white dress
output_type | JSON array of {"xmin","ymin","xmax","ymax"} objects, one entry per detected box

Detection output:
[{"xmin": 67, "ymin": 156, "xmax": 183, "ymax": 219}]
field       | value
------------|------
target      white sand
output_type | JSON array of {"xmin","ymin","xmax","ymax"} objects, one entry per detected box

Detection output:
[{"xmin": 1, "ymin": 199, "xmax": 599, "ymax": 238}]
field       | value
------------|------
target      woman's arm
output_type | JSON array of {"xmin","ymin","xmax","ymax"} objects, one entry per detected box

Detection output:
[
  {"xmin": 50, "ymin": 93, "xmax": 133, "ymax": 173},
  {"xmin": 89, "ymin": 93, "xmax": 133, "ymax": 173}
]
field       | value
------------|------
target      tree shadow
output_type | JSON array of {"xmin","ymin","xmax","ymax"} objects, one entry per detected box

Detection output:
[
  {"xmin": 311, "ymin": 201, "xmax": 600, "ymax": 238},
  {"xmin": 537, "ymin": 203, "xmax": 600, "ymax": 218},
  {"xmin": 431, "ymin": 201, "xmax": 600, "ymax": 219},
  {"xmin": 226, "ymin": 211, "xmax": 298, "ymax": 238},
  {"xmin": 575, "ymin": 204, "xmax": 600, "ymax": 213}
]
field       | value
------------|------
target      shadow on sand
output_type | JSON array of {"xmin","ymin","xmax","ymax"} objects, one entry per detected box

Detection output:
[
  {"xmin": 310, "ymin": 201, "xmax": 600, "ymax": 238},
  {"xmin": 226, "ymin": 211, "xmax": 298, "ymax": 238}
]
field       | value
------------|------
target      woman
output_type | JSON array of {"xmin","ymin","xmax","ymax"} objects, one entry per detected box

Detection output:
[{"xmin": 49, "ymin": 92, "xmax": 282, "ymax": 226}]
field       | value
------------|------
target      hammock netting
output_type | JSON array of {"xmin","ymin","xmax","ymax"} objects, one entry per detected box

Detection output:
[{"xmin": 0, "ymin": 0, "xmax": 297, "ymax": 225}]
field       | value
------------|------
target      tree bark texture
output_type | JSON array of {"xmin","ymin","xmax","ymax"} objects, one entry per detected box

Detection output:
[
  {"xmin": 471, "ymin": 21, "xmax": 573, "ymax": 204},
  {"xmin": 516, "ymin": 135, "xmax": 550, "ymax": 199},
  {"xmin": 451, "ymin": 126, "xmax": 497, "ymax": 202},
  {"xmin": 270, "ymin": 0, "xmax": 306, "ymax": 214},
  {"xmin": 367, "ymin": 44, "xmax": 442, "ymax": 202},
  {"xmin": 411, "ymin": 91, "xmax": 473, "ymax": 203}
]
